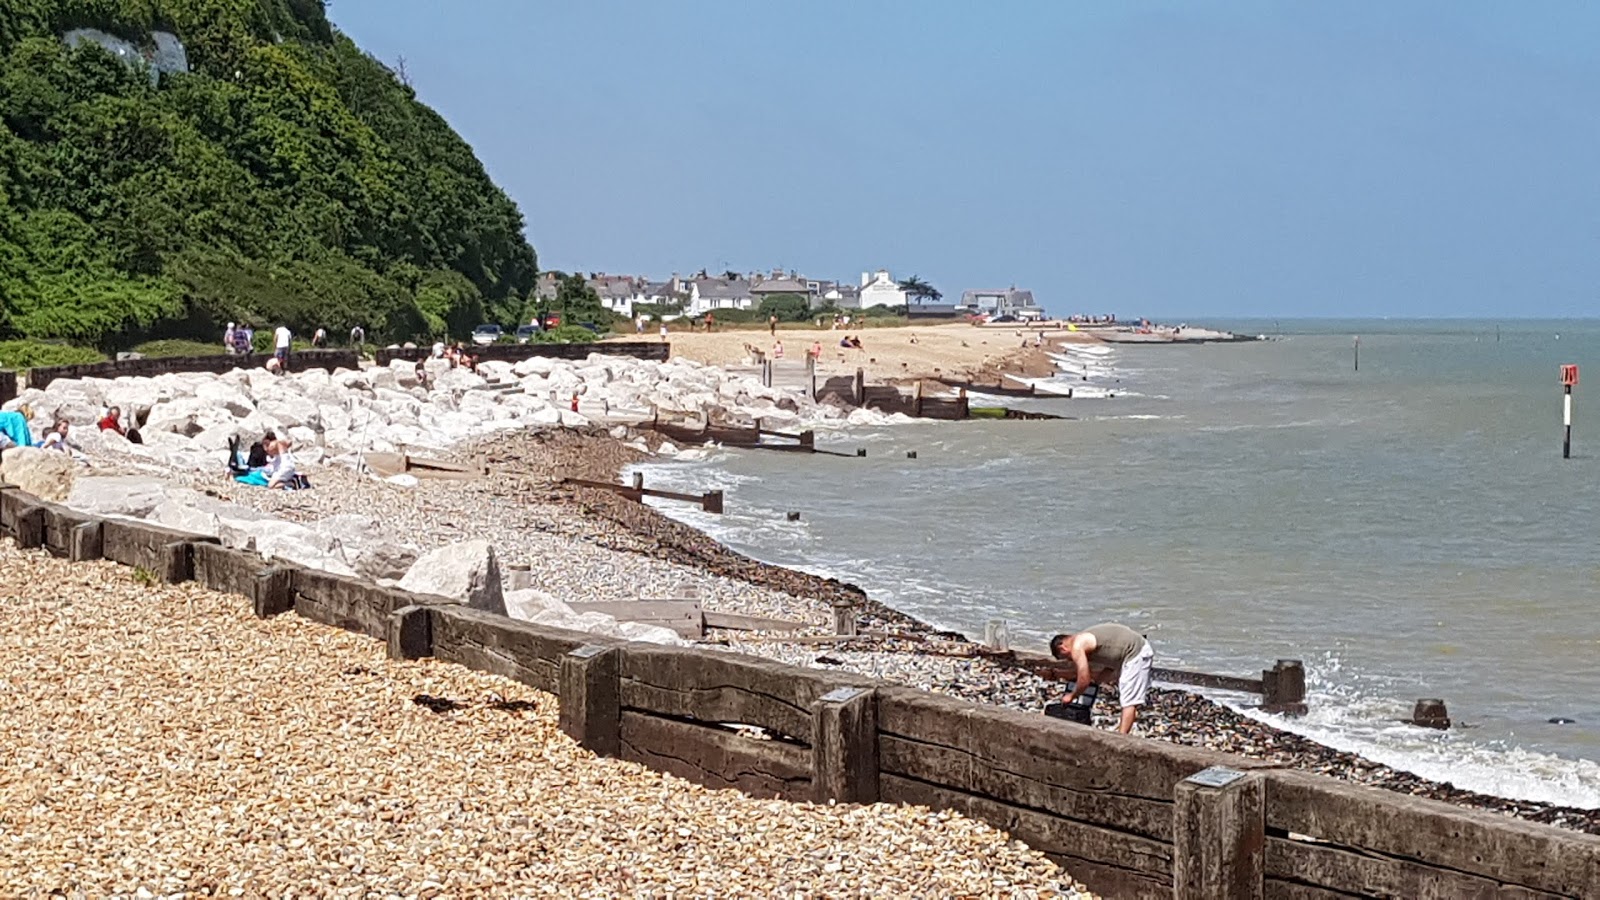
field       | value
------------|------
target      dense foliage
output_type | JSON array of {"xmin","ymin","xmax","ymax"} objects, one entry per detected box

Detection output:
[{"xmin": 0, "ymin": 1, "xmax": 537, "ymax": 353}]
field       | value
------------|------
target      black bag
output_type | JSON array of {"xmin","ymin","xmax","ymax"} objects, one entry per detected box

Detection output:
[{"xmin": 1044, "ymin": 681, "xmax": 1099, "ymax": 725}]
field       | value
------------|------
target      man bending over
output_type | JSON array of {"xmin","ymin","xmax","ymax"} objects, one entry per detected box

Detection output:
[{"xmin": 1050, "ymin": 623, "xmax": 1154, "ymax": 734}]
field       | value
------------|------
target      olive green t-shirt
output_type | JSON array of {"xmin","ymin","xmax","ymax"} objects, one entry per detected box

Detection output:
[{"xmin": 1084, "ymin": 623, "xmax": 1146, "ymax": 673}]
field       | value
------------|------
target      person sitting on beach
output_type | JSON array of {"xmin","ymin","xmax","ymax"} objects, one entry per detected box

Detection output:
[
  {"xmin": 848, "ymin": 335, "xmax": 863, "ymax": 350},
  {"xmin": 265, "ymin": 438, "xmax": 299, "ymax": 490},
  {"xmin": 0, "ymin": 408, "xmax": 34, "ymax": 451},
  {"xmin": 40, "ymin": 419, "xmax": 86, "ymax": 461},
  {"xmin": 98, "ymin": 407, "xmax": 126, "ymax": 436},
  {"xmin": 839, "ymin": 337, "xmax": 851, "ymax": 348},
  {"xmin": 772, "ymin": 340, "xmax": 784, "ymax": 359},
  {"xmin": 1050, "ymin": 624, "xmax": 1154, "ymax": 735}
]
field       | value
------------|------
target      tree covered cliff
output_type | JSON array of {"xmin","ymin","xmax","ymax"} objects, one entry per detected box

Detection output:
[{"xmin": 0, "ymin": 0, "xmax": 537, "ymax": 350}]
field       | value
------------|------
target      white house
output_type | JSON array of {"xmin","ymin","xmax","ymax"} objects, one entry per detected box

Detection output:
[{"xmin": 857, "ymin": 270, "xmax": 905, "ymax": 309}]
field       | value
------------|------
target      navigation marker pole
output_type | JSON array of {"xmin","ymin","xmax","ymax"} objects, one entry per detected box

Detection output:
[
  {"xmin": 1562, "ymin": 365, "xmax": 1579, "ymax": 459},
  {"xmin": 1353, "ymin": 336, "xmax": 1360, "ymax": 372}
]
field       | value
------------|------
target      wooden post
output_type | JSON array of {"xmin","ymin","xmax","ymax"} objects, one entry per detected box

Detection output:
[
  {"xmin": 812, "ymin": 686, "xmax": 879, "ymax": 804},
  {"xmin": 632, "ymin": 471, "xmax": 645, "ymax": 491},
  {"xmin": 799, "ymin": 430, "xmax": 815, "ymax": 450},
  {"xmin": 914, "ymin": 380, "xmax": 924, "ymax": 417},
  {"xmin": 1410, "ymin": 698, "xmax": 1451, "ymax": 729},
  {"xmin": 958, "ymin": 387, "xmax": 969, "ymax": 419},
  {"xmin": 559, "ymin": 645, "xmax": 621, "ymax": 757},
  {"xmin": 1261, "ymin": 659, "xmax": 1307, "ymax": 715},
  {"xmin": 831, "ymin": 601, "xmax": 857, "ymax": 637},
  {"xmin": 983, "ymin": 619, "xmax": 1010, "ymax": 652},
  {"xmin": 853, "ymin": 367, "xmax": 865, "ymax": 406},
  {"xmin": 701, "ymin": 490, "xmax": 724, "ymax": 514},
  {"xmin": 1353, "ymin": 335, "xmax": 1360, "ymax": 372},
  {"xmin": 387, "ymin": 604, "xmax": 434, "ymax": 660},
  {"xmin": 160, "ymin": 541, "xmax": 194, "ymax": 584},
  {"xmin": 249, "ymin": 567, "xmax": 295, "ymax": 618},
  {"xmin": 67, "ymin": 521, "xmax": 103, "ymax": 562},
  {"xmin": 1174, "ymin": 767, "xmax": 1265, "ymax": 900},
  {"xmin": 13, "ymin": 504, "xmax": 44, "ymax": 550}
]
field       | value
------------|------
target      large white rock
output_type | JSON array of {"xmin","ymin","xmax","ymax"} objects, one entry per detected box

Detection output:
[
  {"xmin": 353, "ymin": 540, "xmax": 419, "ymax": 582},
  {"xmin": 512, "ymin": 356, "xmax": 557, "ymax": 377},
  {"xmin": 397, "ymin": 540, "xmax": 506, "ymax": 615},
  {"xmin": 193, "ymin": 382, "xmax": 254, "ymax": 417},
  {"xmin": 503, "ymin": 588, "xmax": 574, "ymax": 622},
  {"xmin": 1, "ymin": 447, "xmax": 76, "ymax": 502},
  {"xmin": 67, "ymin": 476, "xmax": 168, "ymax": 518}
]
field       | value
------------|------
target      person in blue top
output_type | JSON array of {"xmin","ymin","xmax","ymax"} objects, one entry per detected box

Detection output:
[{"xmin": 0, "ymin": 408, "xmax": 35, "ymax": 451}]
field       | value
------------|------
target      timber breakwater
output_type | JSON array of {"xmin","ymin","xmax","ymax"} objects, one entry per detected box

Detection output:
[{"xmin": 0, "ymin": 474, "xmax": 1597, "ymax": 898}]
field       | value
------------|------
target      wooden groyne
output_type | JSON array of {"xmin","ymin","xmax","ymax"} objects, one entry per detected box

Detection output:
[{"xmin": 1, "ymin": 482, "xmax": 1595, "ymax": 899}]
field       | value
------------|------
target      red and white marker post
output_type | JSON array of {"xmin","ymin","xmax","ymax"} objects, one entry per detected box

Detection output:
[{"xmin": 1561, "ymin": 365, "xmax": 1579, "ymax": 459}]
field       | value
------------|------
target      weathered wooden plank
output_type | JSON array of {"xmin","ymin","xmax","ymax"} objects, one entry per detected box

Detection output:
[
  {"xmin": 33, "ymin": 500, "xmax": 98, "ymax": 557},
  {"xmin": 618, "ymin": 710, "xmax": 811, "ymax": 801},
  {"xmin": 100, "ymin": 519, "xmax": 217, "ymax": 571},
  {"xmin": 432, "ymin": 606, "xmax": 620, "ymax": 695},
  {"xmin": 702, "ymin": 611, "xmax": 807, "ymax": 632},
  {"xmin": 880, "ymin": 773, "xmax": 1172, "ymax": 900},
  {"xmin": 1264, "ymin": 881, "xmax": 1362, "ymax": 900},
  {"xmin": 619, "ymin": 645, "xmax": 869, "ymax": 743},
  {"xmin": 192, "ymin": 542, "xmax": 272, "ymax": 599},
  {"xmin": 1265, "ymin": 837, "xmax": 1564, "ymax": 900},
  {"xmin": 1264, "ymin": 771, "xmax": 1600, "ymax": 896},
  {"xmin": 877, "ymin": 733, "xmax": 1174, "ymax": 842},
  {"xmin": 291, "ymin": 568, "xmax": 438, "ymax": 640},
  {"xmin": 567, "ymin": 600, "xmax": 704, "ymax": 639},
  {"xmin": 878, "ymin": 686, "xmax": 1237, "ymax": 803}
]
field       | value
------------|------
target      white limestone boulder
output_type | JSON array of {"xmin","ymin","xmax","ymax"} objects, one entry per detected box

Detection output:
[
  {"xmin": 397, "ymin": 539, "xmax": 506, "ymax": 616},
  {"xmin": 1, "ymin": 447, "xmax": 76, "ymax": 502},
  {"xmin": 66, "ymin": 476, "xmax": 168, "ymax": 519}
]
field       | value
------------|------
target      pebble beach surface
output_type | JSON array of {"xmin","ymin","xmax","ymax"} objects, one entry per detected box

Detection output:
[
  {"xmin": 0, "ymin": 544, "xmax": 1091, "ymax": 898},
  {"xmin": 95, "ymin": 426, "xmax": 1600, "ymax": 835}
]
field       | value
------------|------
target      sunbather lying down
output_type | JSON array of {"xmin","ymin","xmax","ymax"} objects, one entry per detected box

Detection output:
[{"xmin": 227, "ymin": 433, "xmax": 310, "ymax": 490}]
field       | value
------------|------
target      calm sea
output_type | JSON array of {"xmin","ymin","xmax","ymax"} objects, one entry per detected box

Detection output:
[{"xmin": 633, "ymin": 319, "xmax": 1600, "ymax": 806}]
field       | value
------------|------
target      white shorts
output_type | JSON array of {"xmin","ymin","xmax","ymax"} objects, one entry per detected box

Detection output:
[{"xmin": 1118, "ymin": 642, "xmax": 1155, "ymax": 708}]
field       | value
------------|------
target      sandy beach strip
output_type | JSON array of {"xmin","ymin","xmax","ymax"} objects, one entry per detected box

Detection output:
[
  {"xmin": 0, "ymin": 543, "xmax": 1090, "ymax": 898},
  {"xmin": 609, "ymin": 322, "xmax": 1085, "ymax": 385}
]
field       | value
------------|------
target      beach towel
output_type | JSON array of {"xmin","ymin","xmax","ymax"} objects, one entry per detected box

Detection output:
[{"xmin": 233, "ymin": 471, "xmax": 270, "ymax": 487}]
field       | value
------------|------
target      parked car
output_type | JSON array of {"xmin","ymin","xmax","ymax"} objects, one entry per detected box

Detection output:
[
  {"xmin": 471, "ymin": 324, "xmax": 503, "ymax": 346},
  {"xmin": 514, "ymin": 324, "xmax": 540, "ymax": 344}
]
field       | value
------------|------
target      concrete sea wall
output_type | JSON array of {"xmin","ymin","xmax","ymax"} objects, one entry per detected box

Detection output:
[
  {"xmin": 375, "ymin": 342, "xmax": 670, "ymax": 366},
  {"xmin": 25, "ymin": 350, "xmax": 361, "ymax": 392},
  {"xmin": 1, "ymin": 482, "xmax": 1594, "ymax": 899}
]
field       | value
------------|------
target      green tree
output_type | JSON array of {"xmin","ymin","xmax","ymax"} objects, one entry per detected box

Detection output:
[
  {"xmin": 758, "ymin": 292, "xmax": 810, "ymax": 322},
  {"xmin": 0, "ymin": 2, "xmax": 538, "ymax": 352},
  {"xmin": 898, "ymin": 274, "xmax": 942, "ymax": 305}
]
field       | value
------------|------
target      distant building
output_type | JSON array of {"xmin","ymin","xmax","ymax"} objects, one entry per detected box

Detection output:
[
  {"xmin": 857, "ymin": 270, "xmax": 905, "ymax": 310},
  {"xmin": 687, "ymin": 277, "xmax": 754, "ymax": 316},
  {"xmin": 960, "ymin": 287, "xmax": 1041, "ymax": 319},
  {"xmin": 749, "ymin": 274, "xmax": 812, "ymax": 307}
]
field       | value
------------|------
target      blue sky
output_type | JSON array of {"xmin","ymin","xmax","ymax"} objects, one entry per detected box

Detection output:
[{"xmin": 330, "ymin": 2, "xmax": 1599, "ymax": 319}]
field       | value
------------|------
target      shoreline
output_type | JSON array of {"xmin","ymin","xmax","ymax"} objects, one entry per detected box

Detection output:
[
  {"xmin": 556, "ymin": 431, "xmax": 1600, "ymax": 834},
  {"xmin": 16, "ymin": 344, "xmax": 1599, "ymax": 836}
]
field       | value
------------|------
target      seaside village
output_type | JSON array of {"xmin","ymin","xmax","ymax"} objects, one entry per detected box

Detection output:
[{"xmin": 537, "ymin": 268, "xmax": 1049, "ymax": 324}]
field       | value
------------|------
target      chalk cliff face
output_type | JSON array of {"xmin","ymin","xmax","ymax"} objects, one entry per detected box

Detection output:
[{"xmin": 0, "ymin": 1, "xmax": 537, "ymax": 348}]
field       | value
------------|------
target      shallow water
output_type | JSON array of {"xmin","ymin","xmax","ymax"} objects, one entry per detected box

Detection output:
[{"xmin": 632, "ymin": 319, "xmax": 1600, "ymax": 806}]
